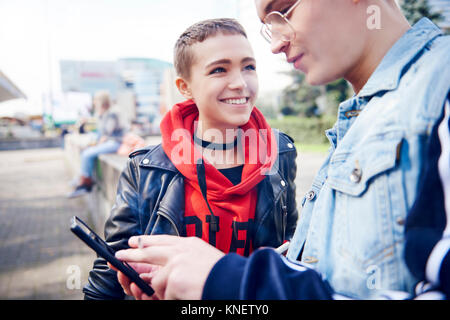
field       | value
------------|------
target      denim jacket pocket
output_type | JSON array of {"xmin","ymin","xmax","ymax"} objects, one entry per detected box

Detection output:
[
  {"xmin": 327, "ymin": 130, "xmax": 403, "ymax": 197},
  {"xmin": 323, "ymin": 130, "xmax": 406, "ymax": 292}
]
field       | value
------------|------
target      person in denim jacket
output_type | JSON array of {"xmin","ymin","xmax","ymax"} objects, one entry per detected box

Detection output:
[
  {"xmin": 112, "ymin": 0, "xmax": 450, "ymax": 300},
  {"xmin": 285, "ymin": 19, "xmax": 449, "ymax": 299}
]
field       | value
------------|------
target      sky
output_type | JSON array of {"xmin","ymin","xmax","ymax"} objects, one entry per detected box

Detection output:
[{"xmin": 0, "ymin": 0, "xmax": 292, "ymax": 114}]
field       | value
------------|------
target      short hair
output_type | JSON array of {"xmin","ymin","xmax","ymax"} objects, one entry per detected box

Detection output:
[{"xmin": 174, "ymin": 18, "xmax": 247, "ymax": 80}]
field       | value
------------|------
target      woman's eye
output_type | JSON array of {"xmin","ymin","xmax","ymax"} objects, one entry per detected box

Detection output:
[
  {"xmin": 209, "ymin": 67, "xmax": 226, "ymax": 75},
  {"xmin": 244, "ymin": 64, "xmax": 256, "ymax": 71}
]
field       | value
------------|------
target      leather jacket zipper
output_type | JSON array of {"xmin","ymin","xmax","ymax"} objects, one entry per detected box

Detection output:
[
  {"xmin": 157, "ymin": 207, "xmax": 181, "ymax": 236},
  {"xmin": 282, "ymin": 204, "xmax": 287, "ymax": 241}
]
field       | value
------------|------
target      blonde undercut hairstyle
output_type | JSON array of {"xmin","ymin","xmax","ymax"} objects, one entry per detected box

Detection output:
[{"xmin": 174, "ymin": 18, "xmax": 248, "ymax": 80}]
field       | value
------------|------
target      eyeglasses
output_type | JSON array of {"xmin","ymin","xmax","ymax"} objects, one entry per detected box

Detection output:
[{"xmin": 260, "ymin": 0, "xmax": 302, "ymax": 44}]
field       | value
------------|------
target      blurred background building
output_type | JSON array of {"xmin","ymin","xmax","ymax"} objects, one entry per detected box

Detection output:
[{"xmin": 59, "ymin": 57, "xmax": 182, "ymax": 134}]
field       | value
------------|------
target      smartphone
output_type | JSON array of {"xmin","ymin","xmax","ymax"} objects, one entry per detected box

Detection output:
[{"xmin": 70, "ymin": 216, "xmax": 154, "ymax": 297}]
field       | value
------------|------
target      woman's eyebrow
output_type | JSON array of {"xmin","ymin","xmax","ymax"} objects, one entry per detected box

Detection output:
[
  {"xmin": 205, "ymin": 59, "xmax": 231, "ymax": 69},
  {"xmin": 204, "ymin": 57, "xmax": 255, "ymax": 69},
  {"xmin": 241, "ymin": 57, "xmax": 256, "ymax": 65}
]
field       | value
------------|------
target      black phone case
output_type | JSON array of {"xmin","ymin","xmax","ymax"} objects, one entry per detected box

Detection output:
[{"xmin": 70, "ymin": 216, "xmax": 154, "ymax": 297}]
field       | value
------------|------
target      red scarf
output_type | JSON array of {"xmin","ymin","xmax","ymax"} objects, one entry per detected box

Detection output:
[{"xmin": 160, "ymin": 100, "xmax": 277, "ymax": 256}]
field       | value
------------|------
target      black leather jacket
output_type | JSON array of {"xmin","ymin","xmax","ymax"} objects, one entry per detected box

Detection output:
[{"xmin": 83, "ymin": 130, "xmax": 298, "ymax": 299}]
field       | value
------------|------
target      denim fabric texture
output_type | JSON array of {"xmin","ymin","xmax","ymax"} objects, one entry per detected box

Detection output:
[
  {"xmin": 80, "ymin": 140, "xmax": 121, "ymax": 177},
  {"xmin": 287, "ymin": 18, "xmax": 450, "ymax": 299}
]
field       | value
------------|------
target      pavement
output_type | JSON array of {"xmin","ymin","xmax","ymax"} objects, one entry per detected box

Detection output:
[
  {"xmin": 0, "ymin": 148, "xmax": 96, "ymax": 299},
  {"xmin": 0, "ymin": 147, "xmax": 326, "ymax": 299}
]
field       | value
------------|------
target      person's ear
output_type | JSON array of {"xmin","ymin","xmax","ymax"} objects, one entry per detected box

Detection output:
[{"xmin": 175, "ymin": 77, "xmax": 193, "ymax": 100}]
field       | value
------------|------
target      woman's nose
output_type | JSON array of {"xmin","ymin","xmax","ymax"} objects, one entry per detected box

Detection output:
[{"xmin": 228, "ymin": 72, "xmax": 247, "ymax": 90}]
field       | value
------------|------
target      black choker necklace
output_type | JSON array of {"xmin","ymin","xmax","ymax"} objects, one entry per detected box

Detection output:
[{"xmin": 193, "ymin": 134, "xmax": 238, "ymax": 150}]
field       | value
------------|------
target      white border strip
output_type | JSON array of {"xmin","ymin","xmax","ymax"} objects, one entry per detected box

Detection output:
[
  {"xmin": 438, "ymin": 99, "xmax": 450, "ymax": 236},
  {"xmin": 426, "ymin": 237, "xmax": 450, "ymax": 285},
  {"xmin": 426, "ymin": 99, "xmax": 450, "ymax": 285}
]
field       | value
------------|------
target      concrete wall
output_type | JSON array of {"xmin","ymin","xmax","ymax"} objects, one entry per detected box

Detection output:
[
  {"xmin": 0, "ymin": 137, "xmax": 63, "ymax": 150},
  {"xmin": 88, "ymin": 153, "xmax": 127, "ymax": 235}
]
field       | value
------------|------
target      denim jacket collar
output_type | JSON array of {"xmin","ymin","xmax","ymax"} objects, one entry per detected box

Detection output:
[{"xmin": 358, "ymin": 18, "xmax": 443, "ymax": 99}]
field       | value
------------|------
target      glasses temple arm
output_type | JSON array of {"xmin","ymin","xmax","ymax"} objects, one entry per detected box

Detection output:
[{"xmin": 285, "ymin": 0, "xmax": 302, "ymax": 17}]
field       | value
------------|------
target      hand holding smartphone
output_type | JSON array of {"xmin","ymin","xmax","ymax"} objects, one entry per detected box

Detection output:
[{"xmin": 70, "ymin": 216, "xmax": 154, "ymax": 297}]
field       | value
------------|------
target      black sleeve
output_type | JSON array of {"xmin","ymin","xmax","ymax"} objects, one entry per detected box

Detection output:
[
  {"xmin": 202, "ymin": 248, "xmax": 333, "ymax": 300},
  {"xmin": 83, "ymin": 157, "xmax": 142, "ymax": 300}
]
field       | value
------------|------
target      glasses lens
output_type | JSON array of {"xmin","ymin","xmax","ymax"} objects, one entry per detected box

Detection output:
[{"xmin": 264, "ymin": 13, "xmax": 294, "ymax": 43}]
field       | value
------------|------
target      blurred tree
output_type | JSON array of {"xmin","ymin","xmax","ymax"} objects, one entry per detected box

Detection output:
[
  {"xmin": 280, "ymin": 105, "xmax": 297, "ymax": 116},
  {"xmin": 255, "ymin": 98, "xmax": 278, "ymax": 119},
  {"xmin": 279, "ymin": 70, "xmax": 321, "ymax": 117},
  {"xmin": 324, "ymin": 78, "xmax": 352, "ymax": 116},
  {"xmin": 279, "ymin": 70, "xmax": 351, "ymax": 118},
  {"xmin": 401, "ymin": 0, "xmax": 443, "ymax": 25}
]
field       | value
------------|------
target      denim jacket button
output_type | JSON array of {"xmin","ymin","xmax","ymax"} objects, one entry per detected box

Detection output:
[
  {"xmin": 350, "ymin": 160, "xmax": 362, "ymax": 183},
  {"xmin": 350, "ymin": 168, "xmax": 362, "ymax": 183},
  {"xmin": 142, "ymin": 159, "xmax": 149, "ymax": 165},
  {"xmin": 280, "ymin": 180, "xmax": 286, "ymax": 187},
  {"xmin": 306, "ymin": 190, "xmax": 316, "ymax": 201},
  {"xmin": 287, "ymin": 143, "xmax": 294, "ymax": 149}
]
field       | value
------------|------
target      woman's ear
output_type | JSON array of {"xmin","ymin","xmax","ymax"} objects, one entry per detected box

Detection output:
[{"xmin": 175, "ymin": 77, "xmax": 193, "ymax": 100}]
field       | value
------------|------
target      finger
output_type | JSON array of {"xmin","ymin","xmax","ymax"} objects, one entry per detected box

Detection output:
[
  {"xmin": 129, "ymin": 282, "xmax": 156, "ymax": 300},
  {"xmin": 142, "ymin": 292, "xmax": 157, "ymax": 300},
  {"xmin": 107, "ymin": 262, "xmax": 117, "ymax": 271},
  {"xmin": 139, "ymin": 264, "xmax": 160, "ymax": 282},
  {"xmin": 150, "ymin": 263, "xmax": 173, "ymax": 300},
  {"xmin": 108, "ymin": 260, "xmax": 155, "ymax": 275},
  {"xmin": 115, "ymin": 246, "xmax": 172, "ymax": 266},
  {"xmin": 139, "ymin": 273, "xmax": 153, "ymax": 283},
  {"xmin": 129, "ymin": 282, "xmax": 144, "ymax": 300},
  {"xmin": 116, "ymin": 271, "xmax": 132, "ymax": 296},
  {"xmin": 108, "ymin": 262, "xmax": 132, "ymax": 296},
  {"xmin": 126, "ymin": 262, "xmax": 158, "ymax": 274},
  {"xmin": 128, "ymin": 234, "xmax": 183, "ymax": 248}
]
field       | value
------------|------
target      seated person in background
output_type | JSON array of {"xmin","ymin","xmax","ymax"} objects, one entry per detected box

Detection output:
[
  {"xmin": 68, "ymin": 90, "xmax": 124, "ymax": 198},
  {"xmin": 83, "ymin": 18, "xmax": 298, "ymax": 299}
]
